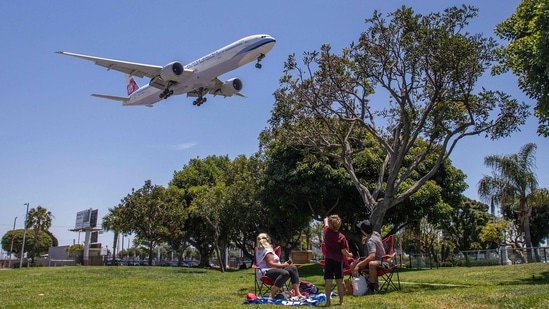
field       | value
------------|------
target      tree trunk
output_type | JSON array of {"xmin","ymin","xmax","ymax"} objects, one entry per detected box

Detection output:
[
  {"xmin": 111, "ymin": 231, "xmax": 119, "ymax": 264},
  {"xmin": 215, "ymin": 243, "xmax": 225, "ymax": 273},
  {"xmin": 368, "ymin": 200, "xmax": 387, "ymax": 232},
  {"xmin": 31, "ymin": 228, "xmax": 38, "ymax": 266},
  {"xmin": 523, "ymin": 215, "xmax": 534, "ymax": 262},
  {"xmin": 198, "ymin": 245, "xmax": 210, "ymax": 268}
]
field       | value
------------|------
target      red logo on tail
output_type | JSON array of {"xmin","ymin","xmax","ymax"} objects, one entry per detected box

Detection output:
[{"xmin": 127, "ymin": 78, "xmax": 138, "ymax": 95}]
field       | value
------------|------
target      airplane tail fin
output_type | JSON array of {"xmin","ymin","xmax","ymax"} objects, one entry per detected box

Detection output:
[{"xmin": 126, "ymin": 75, "xmax": 140, "ymax": 96}]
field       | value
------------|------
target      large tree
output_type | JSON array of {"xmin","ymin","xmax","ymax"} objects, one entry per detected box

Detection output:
[
  {"xmin": 116, "ymin": 180, "xmax": 186, "ymax": 266},
  {"xmin": 501, "ymin": 187, "xmax": 549, "ymax": 247},
  {"xmin": 170, "ymin": 155, "xmax": 232, "ymax": 268},
  {"xmin": 440, "ymin": 197, "xmax": 491, "ymax": 252},
  {"xmin": 494, "ymin": 0, "xmax": 549, "ymax": 136},
  {"xmin": 161, "ymin": 186, "xmax": 189, "ymax": 267},
  {"xmin": 26, "ymin": 205, "xmax": 53, "ymax": 265},
  {"xmin": 267, "ymin": 5, "xmax": 529, "ymax": 232},
  {"xmin": 1, "ymin": 229, "xmax": 52, "ymax": 259},
  {"xmin": 478, "ymin": 143, "xmax": 541, "ymax": 261},
  {"xmin": 223, "ymin": 154, "xmax": 268, "ymax": 261},
  {"xmin": 170, "ymin": 155, "xmax": 271, "ymax": 268}
]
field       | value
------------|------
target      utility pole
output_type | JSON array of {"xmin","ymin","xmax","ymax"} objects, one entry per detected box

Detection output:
[
  {"xmin": 20, "ymin": 203, "xmax": 29, "ymax": 268},
  {"xmin": 8, "ymin": 217, "xmax": 17, "ymax": 268}
]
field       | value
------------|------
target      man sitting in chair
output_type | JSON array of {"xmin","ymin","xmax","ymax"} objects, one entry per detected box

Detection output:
[{"xmin": 350, "ymin": 220, "xmax": 386, "ymax": 293}]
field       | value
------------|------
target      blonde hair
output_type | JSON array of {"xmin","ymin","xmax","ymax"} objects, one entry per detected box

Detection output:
[
  {"xmin": 256, "ymin": 233, "xmax": 273, "ymax": 249},
  {"xmin": 328, "ymin": 215, "xmax": 342, "ymax": 231}
]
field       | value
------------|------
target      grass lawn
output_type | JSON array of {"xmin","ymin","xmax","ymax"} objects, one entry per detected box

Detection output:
[{"xmin": 1, "ymin": 262, "xmax": 548, "ymax": 308}]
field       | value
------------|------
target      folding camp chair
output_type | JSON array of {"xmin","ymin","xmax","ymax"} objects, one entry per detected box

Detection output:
[
  {"xmin": 342, "ymin": 254, "xmax": 354, "ymax": 276},
  {"xmin": 319, "ymin": 243, "xmax": 326, "ymax": 267},
  {"xmin": 361, "ymin": 235, "xmax": 401, "ymax": 292},
  {"xmin": 253, "ymin": 263, "xmax": 276, "ymax": 296}
]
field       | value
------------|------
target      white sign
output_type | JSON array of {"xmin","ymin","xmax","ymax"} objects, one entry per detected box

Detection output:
[{"xmin": 75, "ymin": 209, "xmax": 91, "ymax": 229}]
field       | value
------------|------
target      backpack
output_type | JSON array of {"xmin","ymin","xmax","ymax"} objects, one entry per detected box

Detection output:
[{"xmin": 299, "ymin": 280, "xmax": 319, "ymax": 294}]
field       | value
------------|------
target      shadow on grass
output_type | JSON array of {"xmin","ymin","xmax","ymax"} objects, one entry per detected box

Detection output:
[
  {"xmin": 174, "ymin": 268, "xmax": 210, "ymax": 274},
  {"xmin": 517, "ymin": 269, "xmax": 549, "ymax": 285}
]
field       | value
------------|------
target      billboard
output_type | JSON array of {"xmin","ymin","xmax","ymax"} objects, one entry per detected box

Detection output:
[{"xmin": 74, "ymin": 209, "xmax": 98, "ymax": 229}]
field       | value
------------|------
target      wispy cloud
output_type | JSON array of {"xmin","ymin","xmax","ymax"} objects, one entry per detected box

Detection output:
[{"xmin": 173, "ymin": 142, "xmax": 197, "ymax": 150}]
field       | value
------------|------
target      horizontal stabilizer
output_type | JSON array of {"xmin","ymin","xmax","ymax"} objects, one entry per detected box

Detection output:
[{"xmin": 91, "ymin": 94, "xmax": 129, "ymax": 102}]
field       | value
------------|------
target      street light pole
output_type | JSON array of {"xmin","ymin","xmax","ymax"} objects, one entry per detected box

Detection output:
[
  {"xmin": 20, "ymin": 203, "xmax": 29, "ymax": 268},
  {"xmin": 8, "ymin": 217, "xmax": 17, "ymax": 268}
]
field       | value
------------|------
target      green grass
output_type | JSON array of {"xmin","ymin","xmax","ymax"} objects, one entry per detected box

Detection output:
[{"xmin": 1, "ymin": 263, "xmax": 548, "ymax": 308}]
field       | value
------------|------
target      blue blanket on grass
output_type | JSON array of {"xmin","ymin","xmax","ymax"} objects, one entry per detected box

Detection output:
[{"xmin": 243, "ymin": 293, "xmax": 327, "ymax": 306}]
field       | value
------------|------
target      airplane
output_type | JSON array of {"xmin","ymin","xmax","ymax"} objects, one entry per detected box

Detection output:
[{"xmin": 56, "ymin": 34, "xmax": 276, "ymax": 107}]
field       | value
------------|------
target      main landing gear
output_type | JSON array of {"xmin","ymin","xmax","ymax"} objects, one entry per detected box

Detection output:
[
  {"xmin": 192, "ymin": 87, "xmax": 207, "ymax": 106},
  {"xmin": 159, "ymin": 89, "xmax": 174, "ymax": 99},
  {"xmin": 159, "ymin": 82, "xmax": 175, "ymax": 99},
  {"xmin": 255, "ymin": 53, "xmax": 265, "ymax": 69},
  {"xmin": 193, "ymin": 97, "xmax": 207, "ymax": 106}
]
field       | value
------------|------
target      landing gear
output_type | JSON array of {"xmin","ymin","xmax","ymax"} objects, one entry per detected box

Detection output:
[
  {"xmin": 255, "ymin": 53, "xmax": 265, "ymax": 69},
  {"xmin": 159, "ymin": 82, "xmax": 175, "ymax": 99},
  {"xmin": 193, "ymin": 97, "xmax": 207, "ymax": 106},
  {"xmin": 192, "ymin": 87, "xmax": 207, "ymax": 106}
]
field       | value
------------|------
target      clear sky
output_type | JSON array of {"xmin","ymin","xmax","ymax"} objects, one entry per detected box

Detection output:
[{"xmin": 1, "ymin": 0, "xmax": 546, "ymax": 255}]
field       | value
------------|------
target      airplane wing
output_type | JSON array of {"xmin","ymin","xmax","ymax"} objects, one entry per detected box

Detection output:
[{"xmin": 55, "ymin": 51, "xmax": 162, "ymax": 79}]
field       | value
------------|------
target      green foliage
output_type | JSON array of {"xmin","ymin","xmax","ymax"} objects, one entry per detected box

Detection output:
[
  {"xmin": 170, "ymin": 155, "xmax": 268, "ymax": 266},
  {"xmin": 480, "ymin": 219, "xmax": 513, "ymax": 247},
  {"xmin": 26, "ymin": 205, "xmax": 54, "ymax": 264},
  {"xmin": 494, "ymin": 0, "xmax": 549, "ymax": 136},
  {"xmin": 103, "ymin": 180, "xmax": 187, "ymax": 266},
  {"xmin": 442, "ymin": 197, "xmax": 491, "ymax": 251},
  {"xmin": 268, "ymin": 5, "xmax": 529, "ymax": 234},
  {"xmin": 478, "ymin": 143, "xmax": 542, "ymax": 258},
  {"xmin": 65, "ymin": 244, "xmax": 84, "ymax": 257},
  {"xmin": 1, "ymin": 229, "xmax": 52, "ymax": 257}
]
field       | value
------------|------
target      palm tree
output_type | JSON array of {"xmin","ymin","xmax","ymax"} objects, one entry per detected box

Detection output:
[
  {"xmin": 478, "ymin": 143, "xmax": 538, "ymax": 262},
  {"xmin": 102, "ymin": 205, "xmax": 125, "ymax": 264},
  {"xmin": 26, "ymin": 205, "xmax": 54, "ymax": 265}
]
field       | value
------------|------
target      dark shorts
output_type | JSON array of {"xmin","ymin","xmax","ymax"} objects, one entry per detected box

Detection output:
[{"xmin": 324, "ymin": 258, "xmax": 344, "ymax": 280}]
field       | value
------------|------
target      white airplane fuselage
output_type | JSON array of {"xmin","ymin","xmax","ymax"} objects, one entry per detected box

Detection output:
[{"xmin": 125, "ymin": 34, "xmax": 275, "ymax": 106}]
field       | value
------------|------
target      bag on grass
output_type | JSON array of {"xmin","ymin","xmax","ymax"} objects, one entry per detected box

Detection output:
[
  {"xmin": 299, "ymin": 280, "xmax": 319, "ymax": 294},
  {"xmin": 352, "ymin": 275, "xmax": 368, "ymax": 296}
]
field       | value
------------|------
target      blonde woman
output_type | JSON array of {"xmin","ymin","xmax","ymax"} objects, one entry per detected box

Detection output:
[{"xmin": 256, "ymin": 233, "xmax": 303, "ymax": 299}]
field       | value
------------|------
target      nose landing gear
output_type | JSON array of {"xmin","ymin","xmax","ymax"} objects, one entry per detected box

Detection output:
[{"xmin": 255, "ymin": 53, "xmax": 265, "ymax": 69}]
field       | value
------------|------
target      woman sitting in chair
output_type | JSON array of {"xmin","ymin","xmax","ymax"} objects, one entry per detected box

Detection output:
[{"xmin": 256, "ymin": 233, "xmax": 304, "ymax": 299}]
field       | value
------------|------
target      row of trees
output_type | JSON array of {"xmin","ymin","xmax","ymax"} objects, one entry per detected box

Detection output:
[{"xmin": 101, "ymin": 142, "xmax": 548, "ymax": 269}]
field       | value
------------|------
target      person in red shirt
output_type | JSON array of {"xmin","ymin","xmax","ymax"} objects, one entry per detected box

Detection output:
[{"xmin": 323, "ymin": 215, "xmax": 353, "ymax": 306}]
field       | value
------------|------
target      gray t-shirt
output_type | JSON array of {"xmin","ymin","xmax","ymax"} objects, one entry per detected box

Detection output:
[{"xmin": 364, "ymin": 231, "xmax": 385, "ymax": 260}]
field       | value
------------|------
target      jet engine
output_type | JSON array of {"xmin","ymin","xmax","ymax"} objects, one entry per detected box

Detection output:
[
  {"xmin": 159, "ymin": 61, "xmax": 184, "ymax": 81},
  {"xmin": 219, "ymin": 78, "xmax": 243, "ymax": 96}
]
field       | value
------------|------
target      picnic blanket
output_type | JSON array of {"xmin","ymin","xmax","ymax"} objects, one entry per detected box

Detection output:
[{"xmin": 243, "ymin": 293, "xmax": 327, "ymax": 306}]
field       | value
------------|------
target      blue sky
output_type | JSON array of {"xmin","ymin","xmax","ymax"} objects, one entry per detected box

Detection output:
[{"xmin": 1, "ymin": 0, "xmax": 547, "ymax": 254}]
